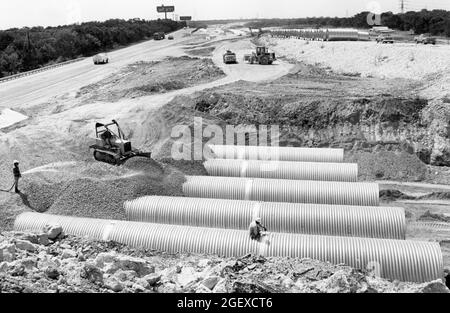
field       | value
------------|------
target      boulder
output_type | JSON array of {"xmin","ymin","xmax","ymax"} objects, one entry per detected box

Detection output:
[
  {"xmin": 144, "ymin": 273, "xmax": 162, "ymax": 287},
  {"xmin": 132, "ymin": 283, "xmax": 147, "ymax": 293},
  {"xmin": 177, "ymin": 267, "xmax": 200, "ymax": 287},
  {"xmin": 0, "ymin": 243, "xmax": 16, "ymax": 262},
  {"xmin": 12, "ymin": 232, "xmax": 39, "ymax": 244},
  {"xmin": 61, "ymin": 249, "xmax": 77, "ymax": 260},
  {"xmin": 43, "ymin": 224, "xmax": 63, "ymax": 240},
  {"xmin": 135, "ymin": 278, "xmax": 150, "ymax": 290},
  {"xmin": 114, "ymin": 255, "xmax": 154, "ymax": 277},
  {"xmin": 202, "ymin": 276, "xmax": 220, "ymax": 290},
  {"xmin": 45, "ymin": 266, "xmax": 60, "ymax": 280},
  {"xmin": 14, "ymin": 239, "xmax": 37, "ymax": 252},
  {"xmin": 419, "ymin": 280, "xmax": 450, "ymax": 293},
  {"xmin": 95, "ymin": 252, "xmax": 117, "ymax": 268},
  {"xmin": 104, "ymin": 277, "xmax": 124, "ymax": 292},
  {"xmin": 38, "ymin": 234, "xmax": 49, "ymax": 246},
  {"xmin": 114, "ymin": 270, "xmax": 138, "ymax": 282},
  {"xmin": 0, "ymin": 262, "xmax": 9, "ymax": 273},
  {"xmin": 81, "ymin": 263, "xmax": 103, "ymax": 284}
]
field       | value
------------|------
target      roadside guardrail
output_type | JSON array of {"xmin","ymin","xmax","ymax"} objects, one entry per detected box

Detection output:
[{"xmin": 0, "ymin": 57, "xmax": 85, "ymax": 84}]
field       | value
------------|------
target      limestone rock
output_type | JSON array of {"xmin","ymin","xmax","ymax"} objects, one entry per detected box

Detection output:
[
  {"xmin": 202, "ymin": 276, "xmax": 220, "ymax": 290},
  {"xmin": 43, "ymin": 224, "xmax": 63, "ymax": 240},
  {"xmin": 14, "ymin": 239, "xmax": 37, "ymax": 252},
  {"xmin": 0, "ymin": 243, "xmax": 16, "ymax": 262}
]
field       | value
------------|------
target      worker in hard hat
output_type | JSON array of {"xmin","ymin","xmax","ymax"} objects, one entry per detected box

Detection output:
[
  {"xmin": 13, "ymin": 160, "xmax": 21, "ymax": 193},
  {"xmin": 249, "ymin": 217, "xmax": 267, "ymax": 241}
]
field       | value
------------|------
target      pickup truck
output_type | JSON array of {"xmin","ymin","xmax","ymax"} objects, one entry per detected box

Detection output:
[
  {"xmin": 414, "ymin": 34, "xmax": 436, "ymax": 45},
  {"xmin": 376, "ymin": 35, "xmax": 394, "ymax": 44}
]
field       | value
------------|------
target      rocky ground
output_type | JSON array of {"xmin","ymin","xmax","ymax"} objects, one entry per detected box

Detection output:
[{"xmin": 1, "ymin": 230, "xmax": 448, "ymax": 293}]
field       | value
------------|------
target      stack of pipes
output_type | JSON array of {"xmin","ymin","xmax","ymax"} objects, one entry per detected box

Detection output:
[{"xmin": 14, "ymin": 144, "xmax": 444, "ymax": 283}]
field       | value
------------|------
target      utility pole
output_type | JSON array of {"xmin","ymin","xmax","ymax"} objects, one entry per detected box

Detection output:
[{"xmin": 400, "ymin": 0, "xmax": 405, "ymax": 14}]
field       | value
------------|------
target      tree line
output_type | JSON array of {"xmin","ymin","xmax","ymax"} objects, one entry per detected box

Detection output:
[
  {"xmin": 0, "ymin": 19, "xmax": 185, "ymax": 77},
  {"xmin": 246, "ymin": 9, "xmax": 450, "ymax": 36}
]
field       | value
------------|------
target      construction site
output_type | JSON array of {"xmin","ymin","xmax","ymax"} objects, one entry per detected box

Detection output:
[{"xmin": 1, "ymin": 8, "xmax": 450, "ymax": 294}]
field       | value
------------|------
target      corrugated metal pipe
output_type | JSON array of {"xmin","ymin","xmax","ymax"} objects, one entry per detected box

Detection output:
[
  {"xmin": 183, "ymin": 176, "xmax": 380, "ymax": 206},
  {"xmin": 204, "ymin": 159, "xmax": 358, "ymax": 182},
  {"xmin": 124, "ymin": 196, "xmax": 405, "ymax": 239},
  {"xmin": 208, "ymin": 145, "xmax": 344, "ymax": 163},
  {"xmin": 14, "ymin": 212, "xmax": 443, "ymax": 283}
]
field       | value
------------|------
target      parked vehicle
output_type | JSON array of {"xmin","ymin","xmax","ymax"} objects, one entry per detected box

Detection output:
[
  {"xmin": 223, "ymin": 50, "xmax": 237, "ymax": 64},
  {"xmin": 414, "ymin": 34, "xmax": 436, "ymax": 45},
  {"xmin": 376, "ymin": 35, "xmax": 394, "ymax": 44},
  {"xmin": 168, "ymin": 35, "xmax": 174, "ymax": 40},
  {"xmin": 154, "ymin": 32, "xmax": 165, "ymax": 40}
]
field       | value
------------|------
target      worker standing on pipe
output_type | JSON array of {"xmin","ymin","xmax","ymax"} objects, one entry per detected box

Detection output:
[
  {"xmin": 249, "ymin": 217, "xmax": 267, "ymax": 241},
  {"xmin": 13, "ymin": 160, "xmax": 21, "ymax": 193}
]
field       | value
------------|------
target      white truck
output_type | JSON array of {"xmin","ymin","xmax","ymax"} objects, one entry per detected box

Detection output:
[{"xmin": 93, "ymin": 53, "xmax": 109, "ymax": 65}]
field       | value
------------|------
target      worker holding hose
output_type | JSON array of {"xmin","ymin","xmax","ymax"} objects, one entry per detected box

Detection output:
[
  {"xmin": 249, "ymin": 217, "xmax": 267, "ymax": 242},
  {"xmin": 13, "ymin": 160, "xmax": 21, "ymax": 193}
]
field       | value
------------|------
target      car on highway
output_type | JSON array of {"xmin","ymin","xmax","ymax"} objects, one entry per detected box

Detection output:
[
  {"xmin": 153, "ymin": 32, "xmax": 165, "ymax": 40},
  {"xmin": 93, "ymin": 53, "xmax": 109, "ymax": 65},
  {"xmin": 414, "ymin": 34, "xmax": 436, "ymax": 45},
  {"xmin": 168, "ymin": 35, "xmax": 174, "ymax": 40},
  {"xmin": 376, "ymin": 34, "xmax": 394, "ymax": 44}
]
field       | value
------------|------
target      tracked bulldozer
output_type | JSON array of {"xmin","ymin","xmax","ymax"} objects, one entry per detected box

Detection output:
[{"xmin": 89, "ymin": 120, "xmax": 152, "ymax": 166}]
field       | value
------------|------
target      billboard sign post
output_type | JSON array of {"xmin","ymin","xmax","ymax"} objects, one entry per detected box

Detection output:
[{"xmin": 157, "ymin": 5, "xmax": 175, "ymax": 20}]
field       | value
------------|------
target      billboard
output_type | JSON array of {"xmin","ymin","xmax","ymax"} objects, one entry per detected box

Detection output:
[
  {"xmin": 157, "ymin": 5, "xmax": 175, "ymax": 13},
  {"xmin": 180, "ymin": 16, "xmax": 192, "ymax": 21}
]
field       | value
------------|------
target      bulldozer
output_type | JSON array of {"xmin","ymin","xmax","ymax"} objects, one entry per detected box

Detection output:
[
  {"xmin": 244, "ymin": 46, "xmax": 276, "ymax": 65},
  {"xmin": 89, "ymin": 120, "xmax": 152, "ymax": 165}
]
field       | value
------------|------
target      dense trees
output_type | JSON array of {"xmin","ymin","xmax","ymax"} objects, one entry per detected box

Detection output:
[
  {"xmin": 246, "ymin": 9, "xmax": 450, "ymax": 36},
  {"xmin": 0, "ymin": 19, "xmax": 185, "ymax": 77}
]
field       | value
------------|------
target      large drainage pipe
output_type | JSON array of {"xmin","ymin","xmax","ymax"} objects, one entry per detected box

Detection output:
[
  {"xmin": 183, "ymin": 176, "xmax": 380, "ymax": 206},
  {"xmin": 124, "ymin": 196, "xmax": 405, "ymax": 239},
  {"xmin": 14, "ymin": 213, "xmax": 443, "ymax": 283},
  {"xmin": 208, "ymin": 145, "xmax": 344, "ymax": 163},
  {"xmin": 204, "ymin": 159, "xmax": 358, "ymax": 182}
]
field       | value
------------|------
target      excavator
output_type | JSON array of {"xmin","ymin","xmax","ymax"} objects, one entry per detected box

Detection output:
[{"xmin": 89, "ymin": 120, "xmax": 152, "ymax": 166}]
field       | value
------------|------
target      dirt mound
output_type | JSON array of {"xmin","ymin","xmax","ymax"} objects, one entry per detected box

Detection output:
[
  {"xmin": 76, "ymin": 56, "xmax": 225, "ymax": 103},
  {"xmin": 184, "ymin": 47, "xmax": 216, "ymax": 57},
  {"xmin": 347, "ymin": 151, "xmax": 427, "ymax": 182}
]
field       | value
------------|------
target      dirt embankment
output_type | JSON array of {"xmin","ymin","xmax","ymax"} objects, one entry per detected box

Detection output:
[
  {"xmin": 1, "ymin": 231, "xmax": 448, "ymax": 293},
  {"xmin": 75, "ymin": 56, "xmax": 225, "ymax": 103},
  {"xmin": 149, "ymin": 62, "xmax": 448, "ymax": 182}
]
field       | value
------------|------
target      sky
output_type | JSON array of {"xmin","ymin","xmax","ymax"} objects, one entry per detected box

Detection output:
[{"xmin": 1, "ymin": 0, "xmax": 450, "ymax": 30}]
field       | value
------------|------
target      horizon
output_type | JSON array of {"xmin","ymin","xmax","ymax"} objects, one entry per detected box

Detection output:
[{"xmin": 1, "ymin": 0, "xmax": 450, "ymax": 31}]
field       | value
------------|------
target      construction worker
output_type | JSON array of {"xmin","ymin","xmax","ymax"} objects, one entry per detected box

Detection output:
[
  {"xmin": 13, "ymin": 160, "xmax": 21, "ymax": 193},
  {"xmin": 249, "ymin": 217, "xmax": 267, "ymax": 241}
]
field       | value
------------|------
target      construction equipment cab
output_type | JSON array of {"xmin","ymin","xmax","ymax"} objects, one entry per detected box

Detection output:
[
  {"xmin": 244, "ymin": 46, "xmax": 276, "ymax": 65},
  {"xmin": 89, "ymin": 120, "xmax": 151, "ymax": 165}
]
